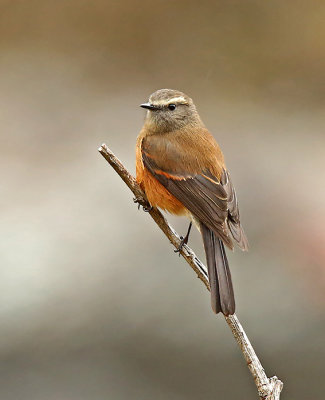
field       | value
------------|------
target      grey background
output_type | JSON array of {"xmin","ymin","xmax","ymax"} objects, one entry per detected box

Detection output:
[{"xmin": 1, "ymin": 1, "xmax": 324, "ymax": 399}]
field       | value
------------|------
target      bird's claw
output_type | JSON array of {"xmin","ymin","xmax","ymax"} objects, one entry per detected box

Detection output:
[
  {"xmin": 174, "ymin": 222, "xmax": 192, "ymax": 256},
  {"xmin": 133, "ymin": 197, "xmax": 141, "ymax": 210},
  {"xmin": 133, "ymin": 197, "xmax": 152, "ymax": 212},
  {"xmin": 174, "ymin": 236, "xmax": 186, "ymax": 255},
  {"xmin": 143, "ymin": 205, "xmax": 153, "ymax": 212}
]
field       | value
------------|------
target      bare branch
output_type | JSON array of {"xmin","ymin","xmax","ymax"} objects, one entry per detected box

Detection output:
[{"xmin": 98, "ymin": 143, "xmax": 283, "ymax": 400}]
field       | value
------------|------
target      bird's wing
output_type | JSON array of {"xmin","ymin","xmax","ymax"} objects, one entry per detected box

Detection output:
[
  {"xmin": 141, "ymin": 138, "xmax": 234, "ymax": 249},
  {"xmin": 221, "ymin": 171, "xmax": 249, "ymax": 251}
]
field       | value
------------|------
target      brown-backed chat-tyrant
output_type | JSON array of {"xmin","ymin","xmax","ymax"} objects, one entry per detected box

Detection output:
[{"xmin": 136, "ymin": 89, "xmax": 248, "ymax": 316}]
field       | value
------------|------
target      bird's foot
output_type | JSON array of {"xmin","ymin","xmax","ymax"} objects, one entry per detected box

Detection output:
[
  {"xmin": 143, "ymin": 205, "xmax": 153, "ymax": 212},
  {"xmin": 174, "ymin": 222, "xmax": 192, "ymax": 255},
  {"xmin": 133, "ymin": 197, "xmax": 141, "ymax": 210},
  {"xmin": 133, "ymin": 197, "xmax": 153, "ymax": 212},
  {"xmin": 174, "ymin": 235, "xmax": 188, "ymax": 255}
]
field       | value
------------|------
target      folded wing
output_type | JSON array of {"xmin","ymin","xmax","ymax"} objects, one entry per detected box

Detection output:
[{"xmin": 142, "ymin": 137, "xmax": 248, "ymax": 250}]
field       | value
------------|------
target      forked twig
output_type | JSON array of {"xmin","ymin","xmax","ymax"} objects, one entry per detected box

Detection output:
[{"xmin": 98, "ymin": 143, "xmax": 283, "ymax": 400}]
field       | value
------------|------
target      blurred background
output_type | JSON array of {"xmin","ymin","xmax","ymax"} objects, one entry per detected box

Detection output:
[{"xmin": 1, "ymin": 1, "xmax": 324, "ymax": 399}]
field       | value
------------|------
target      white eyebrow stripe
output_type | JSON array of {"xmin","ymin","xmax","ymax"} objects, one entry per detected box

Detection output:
[{"xmin": 150, "ymin": 96, "xmax": 188, "ymax": 106}]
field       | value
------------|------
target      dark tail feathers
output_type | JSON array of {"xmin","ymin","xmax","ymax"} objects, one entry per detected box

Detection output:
[{"xmin": 200, "ymin": 223, "xmax": 235, "ymax": 316}]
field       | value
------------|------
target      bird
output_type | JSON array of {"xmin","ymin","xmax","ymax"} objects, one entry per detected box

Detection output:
[{"xmin": 136, "ymin": 89, "xmax": 248, "ymax": 316}]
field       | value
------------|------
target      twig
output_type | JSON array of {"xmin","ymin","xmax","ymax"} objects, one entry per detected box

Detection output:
[{"xmin": 98, "ymin": 143, "xmax": 283, "ymax": 400}]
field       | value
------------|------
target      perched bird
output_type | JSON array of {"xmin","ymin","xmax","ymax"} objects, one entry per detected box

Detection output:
[{"xmin": 136, "ymin": 89, "xmax": 248, "ymax": 316}]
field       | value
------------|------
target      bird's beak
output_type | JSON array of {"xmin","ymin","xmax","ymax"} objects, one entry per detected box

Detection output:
[{"xmin": 140, "ymin": 103, "xmax": 157, "ymax": 110}]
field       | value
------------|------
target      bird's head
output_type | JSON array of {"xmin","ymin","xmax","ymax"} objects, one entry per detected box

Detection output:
[{"xmin": 140, "ymin": 89, "xmax": 203, "ymax": 133}]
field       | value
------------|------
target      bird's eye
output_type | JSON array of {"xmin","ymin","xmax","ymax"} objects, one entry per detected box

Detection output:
[{"xmin": 168, "ymin": 104, "xmax": 176, "ymax": 111}]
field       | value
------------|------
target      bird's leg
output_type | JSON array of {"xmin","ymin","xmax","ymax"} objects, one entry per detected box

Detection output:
[
  {"xmin": 133, "ymin": 197, "xmax": 153, "ymax": 212},
  {"xmin": 174, "ymin": 222, "xmax": 192, "ymax": 253}
]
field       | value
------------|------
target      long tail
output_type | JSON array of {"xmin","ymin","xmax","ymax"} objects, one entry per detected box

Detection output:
[{"xmin": 200, "ymin": 223, "xmax": 235, "ymax": 316}]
